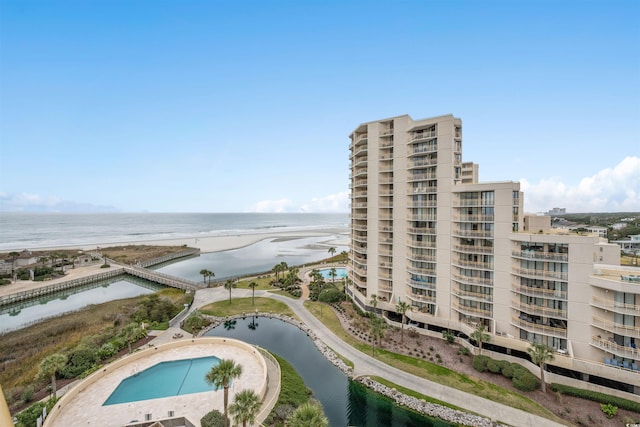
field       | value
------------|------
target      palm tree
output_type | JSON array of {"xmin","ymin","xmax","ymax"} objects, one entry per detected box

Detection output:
[
  {"xmin": 200, "ymin": 269, "xmax": 209, "ymax": 285},
  {"xmin": 229, "ymin": 389, "xmax": 261, "ymax": 427},
  {"xmin": 207, "ymin": 270, "xmax": 215, "ymax": 286},
  {"xmin": 122, "ymin": 323, "xmax": 146, "ymax": 353},
  {"xmin": 286, "ymin": 401, "xmax": 328, "ymax": 427},
  {"xmin": 527, "ymin": 342, "xmax": 555, "ymax": 393},
  {"xmin": 470, "ymin": 324, "xmax": 490, "ymax": 355},
  {"xmin": 8, "ymin": 251, "xmax": 19, "ymax": 276},
  {"xmin": 224, "ymin": 279, "xmax": 237, "ymax": 304},
  {"xmin": 248, "ymin": 281, "xmax": 258, "ymax": 305},
  {"xmin": 328, "ymin": 246, "xmax": 336, "ymax": 259},
  {"xmin": 329, "ymin": 267, "xmax": 337, "ymax": 284},
  {"xmin": 272, "ymin": 263, "xmax": 282, "ymax": 282},
  {"xmin": 370, "ymin": 315, "xmax": 387, "ymax": 356},
  {"xmin": 38, "ymin": 353, "xmax": 68, "ymax": 397},
  {"xmin": 395, "ymin": 301, "xmax": 412, "ymax": 344},
  {"xmin": 205, "ymin": 359, "xmax": 243, "ymax": 427},
  {"xmin": 370, "ymin": 293, "xmax": 378, "ymax": 316}
]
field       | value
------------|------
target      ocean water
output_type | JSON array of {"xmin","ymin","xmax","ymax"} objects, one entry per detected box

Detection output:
[{"xmin": 0, "ymin": 212, "xmax": 349, "ymax": 251}]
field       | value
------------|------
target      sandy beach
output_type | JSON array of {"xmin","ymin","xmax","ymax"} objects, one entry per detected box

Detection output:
[{"xmin": 24, "ymin": 227, "xmax": 349, "ymax": 254}]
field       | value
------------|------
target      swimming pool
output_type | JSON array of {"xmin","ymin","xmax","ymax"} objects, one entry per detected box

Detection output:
[
  {"xmin": 319, "ymin": 267, "xmax": 347, "ymax": 280},
  {"xmin": 103, "ymin": 356, "xmax": 220, "ymax": 405}
]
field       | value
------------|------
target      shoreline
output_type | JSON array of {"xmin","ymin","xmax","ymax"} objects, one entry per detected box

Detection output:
[{"xmin": 4, "ymin": 228, "xmax": 349, "ymax": 255}]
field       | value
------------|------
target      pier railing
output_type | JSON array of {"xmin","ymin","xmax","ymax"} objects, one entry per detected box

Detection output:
[{"xmin": 138, "ymin": 248, "xmax": 200, "ymax": 268}]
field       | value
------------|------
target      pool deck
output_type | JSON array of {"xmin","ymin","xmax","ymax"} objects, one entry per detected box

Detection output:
[{"xmin": 46, "ymin": 339, "xmax": 268, "ymax": 427}]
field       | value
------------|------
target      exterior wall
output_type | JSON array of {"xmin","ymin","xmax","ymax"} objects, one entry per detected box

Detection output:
[{"xmin": 523, "ymin": 214, "xmax": 551, "ymax": 233}]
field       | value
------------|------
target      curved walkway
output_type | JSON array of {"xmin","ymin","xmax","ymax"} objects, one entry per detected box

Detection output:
[{"xmin": 185, "ymin": 283, "xmax": 564, "ymax": 427}]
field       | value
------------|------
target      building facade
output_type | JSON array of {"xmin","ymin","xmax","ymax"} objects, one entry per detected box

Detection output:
[{"xmin": 348, "ymin": 114, "xmax": 640, "ymax": 398}]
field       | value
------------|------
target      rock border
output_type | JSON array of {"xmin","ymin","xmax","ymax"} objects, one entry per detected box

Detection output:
[{"xmin": 198, "ymin": 312, "xmax": 500, "ymax": 427}]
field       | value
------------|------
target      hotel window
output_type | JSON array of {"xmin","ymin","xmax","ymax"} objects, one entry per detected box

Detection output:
[{"xmin": 481, "ymin": 191, "xmax": 494, "ymax": 206}]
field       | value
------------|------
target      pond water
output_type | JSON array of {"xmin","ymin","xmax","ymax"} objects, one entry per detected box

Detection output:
[
  {"xmin": 206, "ymin": 316, "xmax": 451, "ymax": 427},
  {"xmin": 0, "ymin": 277, "xmax": 163, "ymax": 334},
  {"xmin": 154, "ymin": 235, "xmax": 348, "ymax": 282}
]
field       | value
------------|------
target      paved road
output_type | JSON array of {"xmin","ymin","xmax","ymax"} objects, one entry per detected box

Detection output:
[{"xmin": 182, "ymin": 286, "xmax": 564, "ymax": 427}]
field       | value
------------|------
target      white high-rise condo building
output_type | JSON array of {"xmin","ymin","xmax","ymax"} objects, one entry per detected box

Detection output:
[{"xmin": 348, "ymin": 114, "xmax": 639, "ymax": 398}]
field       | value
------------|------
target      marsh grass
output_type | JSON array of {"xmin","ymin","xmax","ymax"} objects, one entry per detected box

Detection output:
[{"xmin": 199, "ymin": 297, "xmax": 298, "ymax": 320}]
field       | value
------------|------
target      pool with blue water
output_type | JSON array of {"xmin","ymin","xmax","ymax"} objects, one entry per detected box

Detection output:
[
  {"xmin": 319, "ymin": 267, "xmax": 347, "ymax": 279},
  {"xmin": 103, "ymin": 356, "xmax": 220, "ymax": 405}
]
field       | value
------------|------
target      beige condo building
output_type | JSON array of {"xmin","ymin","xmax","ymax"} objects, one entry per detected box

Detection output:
[{"xmin": 348, "ymin": 113, "xmax": 639, "ymax": 399}]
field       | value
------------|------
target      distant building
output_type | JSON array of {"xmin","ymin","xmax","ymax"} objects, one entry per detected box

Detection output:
[
  {"xmin": 14, "ymin": 250, "xmax": 38, "ymax": 267},
  {"xmin": 546, "ymin": 207, "xmax": 566, "ymax": 216},
  {"xmin": 612, "ymin": 235, "xmax": 640, "ymax": 254}
]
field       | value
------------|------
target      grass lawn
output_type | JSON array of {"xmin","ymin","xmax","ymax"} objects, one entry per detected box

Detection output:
[
  {"xmin": 304, "ymin": 301, "xmax": 563, "ymax": 423},
  {"xmin": 370, "ymin": 376, "xmax": 469, "ymax": 413},
  {"xmin": 199, "ymin": 297, "xmax": 298, "ymax": 320},
  {"xmin": 236, "ymin": 275, "xmax": 275, "ymax": 291}
]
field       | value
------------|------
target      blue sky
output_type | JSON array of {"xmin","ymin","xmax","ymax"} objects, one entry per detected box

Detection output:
[{"xmin": 0, "ymin": 0, "xmax": 638, "ymax": 213}]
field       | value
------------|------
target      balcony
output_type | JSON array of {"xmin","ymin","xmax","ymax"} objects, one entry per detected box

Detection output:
[
  {"xmin": 352, "ymin": 264, "xmax": 367, "ymax": 276},
  {"xmin": 512, "ymin": 250, "xmax": 568, "ymax": 262},
  {"xmin": 452, "ymin": 299, "xmax": 493, "ymax": 318},
  {"xmin": 408, "ymin": 173, "xmax": 437, "ymax": 182},
  {"xmin": 408, "ymin": 200, "xmax": 437, "ymax": 208},
  {"xmin": 353, "ymin": 246, "xmax": 367, "ymax": 255},
  {"xmin": 453, "ymin": 214, "xmax": 495, "ymax": 223},
  {"xmin": 408, "ymin": 145, "xmax": 438, "ymax": 156},
  {"xmin": 379, "ymin": 248, "xmax": 393, "ymax": 257},
  {"xmin": 407, "ymin": 227, "xmax": 437, "ymax": 235},
  {"xmin": 406, "ymin": 252, "xmax": 436, "ymax": 262},
  {"xmin": 352, "ymin": 179, "xmax": 367, "ymax": 188},
  {"xmin": 591, "ymin": 316, "xmax": 640, "ymax": 338},
  {"xmin": 512, "ymin": 268, "xmax": 568, "ymax": 281},
  {"xmin": 407, "ymin": 214, "xmax": 437, "ymax": 221},
  {"xmin": 452, "ymin": 259, "xmax": 494, "ymax": 270},
  {"xmin": 353, "ymin": 191, "xmax": 367, "ymax": 199},
  {"xmin": 452, "ymin": 244, "xmax": 493, "ymax": 254},
  {"xmin": 590, "ymin": 335, "xmax": 640, "ymax": 360},
  {"xmin": 452, "ymin": 287, "xmax": 493, "ymax": 303},
  {"xmin": 407, "ymin": 292, "xmax": 436, "ymax": 304},
  {"xmin": 511, "ymin": 298, "xmax": 567, "ymax": 319},
  {"xmin": 351, "ymin": 147, "xmax": 368, "ymax": 158},
  {"xmin": 451, "ymin": 274, "xmax": 493, "ymax": 287},
  {"xmin": 512, "ymin": 285, "xmax": 567, "ymax": 300},
  {"xmin": 380, "ymin": 139, "xmax": 394, "ymax": 148},
  {"xmin": 379, "ymin": 202, "xmax": 393, "ymax": 208},
  {"xmin": 352, "ymin": 234, "xmax": 367, "ymax": 244},
  {"xmin": 407, "ymin": 240, "xmax": 436, "ymax": 249},
  {"xmin": 351, "ymin": 214, "xmax": 367, "ymax": 220},
  {"xmin": 353, "ymin": 168, "xmax": 368, "ymax": 178},
  {"xmin": 591, "ymin": 296, "xmax": 640, "ymax": 316},
  {"xmin": 511, "ymin": 316, "xmax": 567, "ymax": 338},
  {"xmin": 407, "ymin": 266, "xmax": 437, "ymax": 276},
  {"xmin": 452, "ymin": 229, "xmax": 493, "ymax": 238},
  {"xmin": 353, "ymin": 158, "xmax": 368, "ymax": 168},
  {"xmin": 351, "ymin": 223, "xmax": 367, "ymax": 232},
  {"xmin": 455, "ymin": 199, "xmax": 480, "ymax": 207},
  {"xmin": 407, "ymin": 278, "xmax": 436, "ymax": 290},
  {"xmin": 408, "ymin": 131, "xmax": 437, "ymax": 141},
  {"xmin": 408, "ymin": 158, "xmax": 438, "ymax": 168}
]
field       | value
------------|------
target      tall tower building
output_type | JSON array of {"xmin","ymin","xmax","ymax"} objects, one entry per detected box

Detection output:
[{"xmin": 348, "ymin": 114, "xmax": 640, "ymax": 398}]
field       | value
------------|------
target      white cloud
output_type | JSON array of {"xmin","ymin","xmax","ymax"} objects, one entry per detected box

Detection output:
[
  {"xmin": 520, "ymin": 156, "xmax": 640, "ymax": 213},
  {"xmin": 246, "ymin": 191, "xmax": 350, "ymax": 213},
  {"xmin": 0, "ymin": 192, "xmax": 118, "ymax": 212}
]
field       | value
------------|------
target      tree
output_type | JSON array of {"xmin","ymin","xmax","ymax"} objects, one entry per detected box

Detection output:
[
  {"xmin": 286, "ymin": 401, "xmax": 328, "ymax": 427},
  {"xmin": 527, "ymin": 342, "xmax": 555, "ymax": 393},
  {"xmin": 8, "ymin": 251, "xmax": 19, "ymax": 276},
  {"xmin": 201, "ymin": 409, "xmax": 227, "ymax": 427},
  {"xmin": 38, "ymin": 353, "xmax": 67, "ymax": 397},
  {"xmin": 272, "ymin": 263, "xmax": 282, "ymax": 282},
  {"xmin": 248, "ymin": 281, "xmax": 258, "ymax": 305},
  {"xmin": 328, "ymin": 246, "xmax": 336, "ymax": 259},
  {"xmin": 205, "ymin": 359, "xmax": 243, "ymax": 427},
  {"xmin": 200, "ymin": 269, "xmax": 214, "ymax": 286},
  {"xmin": 224, "ymin": 279, "xmax": 237, "ymax": 304},
  {"xmin": 328, "ymin": 267, "xmax": 337, "ymax": 284},
  {"xmin": 370, "ymin": 294, "xmax": 378, "ymax": 316},
  {"xmin": 470, "ymin": 324, "xmax": 490, "ymax": 355},
  {"xmin": 395, "ymin": 301, "xmax": 412, "ymax": 344},
  {"xmin": 370, "ymin": 315, "xmax": 387, "ymax": 356},
  {"xmin": 122, "ymin": 323, "xmax": 146, "ymax": 353},
  {"xmin": 207, "ymin": 270, "xmax": 215, "ymax": 286},
  {"xmin": 229, "ymin": 389, "xmax": 261, "ymax": 427}
]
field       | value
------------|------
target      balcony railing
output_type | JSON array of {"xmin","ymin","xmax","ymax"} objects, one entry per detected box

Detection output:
[
  {"xmin": 380, "ymin": 140, "xmax": 394, "ymax": 148},
  {"xmin": 511, "ymin": 298, "xmax": 567, "ymax": 319},
  {"xmin": 351, "ymin": 147, "xmax": 368, "ymax": 157},
  {"xmin": 409, "ymin": 187, "xmax": 438, "ymax": 194},
  {"xmin": 407, "ymin": 279, "xmax": 436, "ymax": 290},
  {"xmin": 406, "ymin": 252, "xmax": 436, "ymax": 262},
  {"xmin": 352, "ymin": 179, "xmax": 367, "ymax": 188},
  {"xmin": 452, "ymin": 244, "xmax": 493, "ymax": 254},
  {"xmin": 408, "ymin": 131, "xmax": 437, "ymax": 141},
  {"xmin": 407, "ymin": 266, "xmax": 437, "ymax": 276},
  {"xmin": 591, "ymin": 296, "xmax": 640, "ymax": 315},
  {"xmin": 453, "ymin": 259, "xmax": 494, "ymax": 270},
  {"xmin": 451, "ymin": 274, "xmax": 493, "ymax": 287},
  {"xmin": 591, "ymin": 316, "xmax": 640, "ymax": 338},
  {"xmin": 407, "ymin": 214, "xmax": 437, "ymax": 221},
  {"xmin": 591, "ymin": 335, "xmax": 640, "ymax": 360},
  {"xmin": 407, "ymin": 293, "xmax": 436, "ymax": 304},
  {"xmin": 452, "ymin": 287, "xmax": 493, "ymax": 302},
  {"xmin": 512, "ymin": 250, "xmax": 568, "ymax": 262},
  {"xmin": 453, "ymin": 214, "xmax": 495, "ymax": 222},
  {"xmin": 352, "ymin": 246, "xmax": 367, "ymax": 255},
  {"xmin": 407, "ymin": 240, "xmax": 436, "ymax": 249},
  {"xmin": 407, "ymin": 227, "xmax": 437, "ymax": 235},
  {"xmin": 409, "ymin": 145, "xmax": 438, "ymax": 155},
  {"xmin": 408, "ymin": 173, "xmax": 437, "ymax": 182},
  {"xmin": 408, "ymin": 158, "xmax": 438, "ymax": 168},
  {"xmin": 452, "ymin": 300, "xmax": 493, "ymax": 318},
  {"xmin": 452, "ymin": 229, "xmax": 494, "ymax": 238},
  {"xmin": 408, "ymin": 201, "xmax": 437, "ymax": 208},
  {"xmin": 511, "ymin": 316, "xmax": 567, "ymax": 338},
  {"xmin": 512, "ymin": 268, "xmax": 568, "ymax": 281},
  {"xmin": 512, "ymin": 286, "xmax": 567, "ymax": 300}
]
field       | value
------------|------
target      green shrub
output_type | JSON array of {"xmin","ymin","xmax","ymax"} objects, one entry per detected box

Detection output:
[
  {"xmin": 442, "ymin": 330, "xmax": 455, "ymax": 343},
  {"xmin": 201, "ymin": 409, "xmax": 228, "ymax": 427},
  {"xmin": 63, "ymin": 345, "xmax": 98, "ymax": 378},
  {"xmin": 498, "ymin": 360, "xmax": 510, "ymax": 372},
  {"xmin": 501, "ymin": 364, "xmax": 514, "ymax": 379},
  {"xmin": 512, "ymin": 371, "xmax": 539, "ymax": 392},
  {"xmin": 97, "ymin": 342, "xmax": 117, "ymax": 360},
  {"xmin": 319, "ymin": 287, "xmax": 346, "ymax": 304},
  {"xmin": 472, "ymin": 355, "xmax": 490, "ymax": 373},
  {"xmin": 600, "ymin": 403, "xmax": 618, "ymax": 419},
  {"xmin": 487, "ymin": 360, "xmax": 501, "ymax": 374},
  {"xmin": 182, "ymin": 311, "xmax": 211, "ymax": 334},
  {"xmin": 21, "ymin": 386, "xmax": 34, "ymax": 403},
  {"xmin": 15, "ymin": 398, "xmax": 57, "ymax": 427},
  {"xmin": 551, "ymin": 383, "xmax": 640, "ymax": 412}
]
